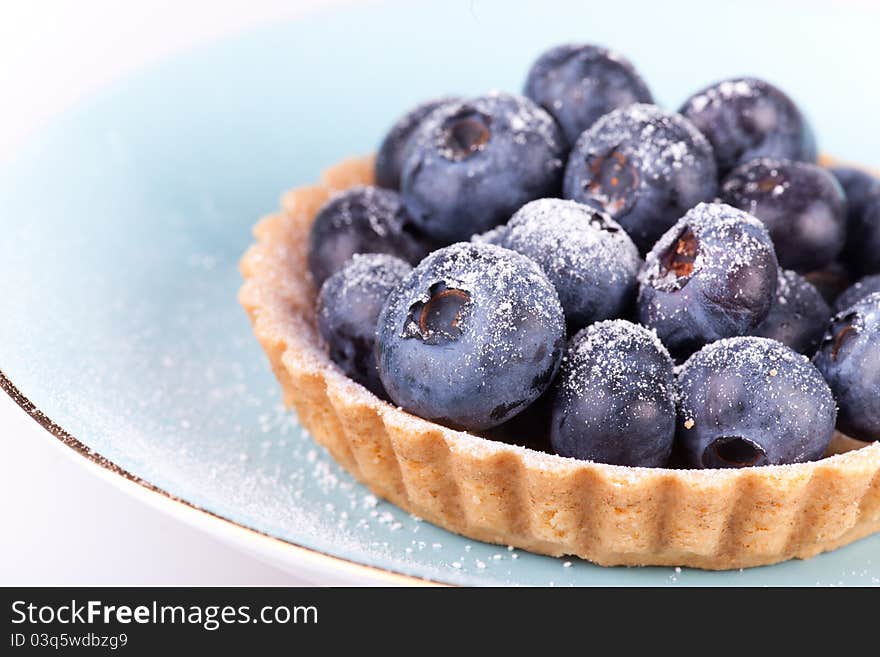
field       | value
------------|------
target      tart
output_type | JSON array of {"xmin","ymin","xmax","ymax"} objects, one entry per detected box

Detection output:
[{"xmin": 239, "ymin": 154, "xmax": 880, "ymax": 571}]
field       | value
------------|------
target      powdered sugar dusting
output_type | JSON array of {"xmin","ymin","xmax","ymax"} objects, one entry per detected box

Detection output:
[
  {"xmin": 504, "ymin": 198, "xmax": 640, "ymax": 287},
  {"xmin": 325, "ymin": 253, "xmax": 411, "ymax": 298},
  {"xmin": 321, "ymin": 185, "xmax": 401, "ymax": 237},
  {"xmin": 388, "ymin": 241, "xmax": 564, "ymax": 378},
  {"xmin": 642, "ymin": 201, "xmax": 773, "ymax": 293},
  {"xmin": 558, "ymin": 319, "xmax": 674, "ymax": 412},
  {"xmin": 417, "ymin": 91, "xmax": 564, "ymax": 173},
  {"xmin": 686, "ymin": 79, "xmax": 758, "ymax": 115},
  {"xmin": 677, "ymin": 336, "xmax": 836, "ymax": 445},
  {"xmin": 578, "ymin": 103, "xmax": 714, "ymax": 182}
]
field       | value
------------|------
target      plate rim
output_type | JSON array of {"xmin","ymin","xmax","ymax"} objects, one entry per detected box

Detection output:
[{"xmin": 0, "ymin": 369, "xmax": 444, "ymax": 586}]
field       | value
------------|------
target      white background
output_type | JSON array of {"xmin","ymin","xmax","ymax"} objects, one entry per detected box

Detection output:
[{"xmin": 0, "ymin": 0, "xmax": 356, "ymax": 586}]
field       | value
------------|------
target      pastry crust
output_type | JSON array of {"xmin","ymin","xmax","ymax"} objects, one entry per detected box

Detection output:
[{"xmin": 239, "ymin": 155, "xmax": 880, "ymax": 570}]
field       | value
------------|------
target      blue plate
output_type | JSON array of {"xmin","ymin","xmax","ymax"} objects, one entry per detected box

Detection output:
[{"xmin": 2, "ymin": 0, "xmax": 879, "ymax": 585}]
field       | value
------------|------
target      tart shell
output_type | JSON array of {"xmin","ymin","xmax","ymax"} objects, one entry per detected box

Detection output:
[{"xmin": 239, "ymin": 155, "xmax": 880, "ymax": 570}]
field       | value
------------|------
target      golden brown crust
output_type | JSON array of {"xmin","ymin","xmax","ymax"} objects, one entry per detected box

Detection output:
[{"xmin": 239, "ymin": 155, "xmax": 880, "ymax": 570}]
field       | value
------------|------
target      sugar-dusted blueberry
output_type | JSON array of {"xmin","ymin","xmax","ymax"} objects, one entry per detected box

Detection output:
[
  {"xmin": 562, "ymin": 104, "xmax": 717, "ymax": 252},
  {"xmin": 376, "ymin": 242, "xmax": 565, "ymax": 431},
  {"xmin": 375, "ymin": 96, "xmax": 460, "ymax": 190},
  {"xmin": 720, "ymin": 159, "xmax": 846, "ymax": 272},
  {"xmin": 750, "ymin": 269, "xmax": 830, "ymax": 355},
  {"xmin": 523, "ymin": 43, "xmax": 653, "ymax": 147},
  {"xmin": 307, "ymin": 186, "xmax": 432, "ymax": 287},
  {"xmin": 814, "ymin": 292, "xmax": 880, "ymax": 442},
  {"xmin": 833, "ymin": 274, "xmax": 880, "ymax": 314},
  {"xmin": 830, "ymin": 166, "xmax": 880, "ymax": 226},
  {"xmin": 842, "ymin": 195, "xmax": 880, "ymax": 276},
  {"xmin": 550, "ymin": 320, "xmax": 676, "ymax": 467},
  {"xmin": 678, "ymin": 337, "xmax": 836, "ymax": 468},
  {"xmin": 316, "ymin": 254, "xmax": 411, "ymax": 398},
  {"xmin": 637, "ymin": 202, "xmax": 778, "ymax": 359},
  {"xmin": 679, "ymin": 77, "xmax": 816, "ymax": 178},
  {"xmin": 497, "ymin": 198, "xmax": 640, "ymax": 331},
  {"xmin": 400, "ymin": 93, "xmax": 565, "ymax": 243}
]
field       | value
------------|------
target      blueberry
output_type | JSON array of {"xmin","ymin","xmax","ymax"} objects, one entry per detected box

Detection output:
[
  {"xmin": 523, "ymin": 43, "xmax": 653, "ymax": 147},
  {"xmin": 400, "ymin": 92, "xmax": 565, "ymax": 243},
  {"xmin": 562, "ymin": 104, "xmax": 717, "ymax": 252},
  {"xmin": 375, "ymin": 96, "xmax": 460, "ymax": 190},
  {"xmin": 842, "ymin": 194, "xmax": 880, "ymax": 276},
  {"xmin": 720, "ymin": 159, "xmax": 846, "ymax": 272},
  {"xmin": 814, "ymin": 293, "xmax": 880, "ymax": 442},
  {"xmin": 376, "ymin": 242, "xmax": 565, "ymax": 431},
  {"xmin": 679, "ymin": 77, "xmax": 816, "ymax": 178},
  {"xmin": 307, "ymin": 186, "xmax": 433, "ymax": 287},
  {"xmin": 497, "ymin": 198, "xmax": 640, "ymax": 331},
  {"xmin": 750, "ymin": 269, "xmax": 830, "ymax": 355},
  {"xmin": 637, "ymin": 202, "xmax": 778, "ymax": 359},
  {"xmin": 833, "ymin": 274, "xmax": 880, "ymax": 314},
  {"xmin": 550, "ymin": 320, "xmax": 676, "ymax": 467},
  {"xmin": 316, "ymin": 254, "xmax": 411, "ymax": 398},
  {"xmin": 678, "ymin": 336, "xmax": 836, "ymax": 468},
  {"xmin": 830, "ymin": 166, "xmax": 880, "ymax": 226}
]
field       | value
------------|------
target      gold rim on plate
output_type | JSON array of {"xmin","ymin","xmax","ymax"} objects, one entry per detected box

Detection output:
[{"xmin": 0, "ymin": 370, "xmax": 440, "ymax": 586}]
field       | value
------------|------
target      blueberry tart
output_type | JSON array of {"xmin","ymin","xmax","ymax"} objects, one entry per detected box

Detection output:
[{"xmin": 240, "ymin": 48, "xmax": 880, "ymax": 571}]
